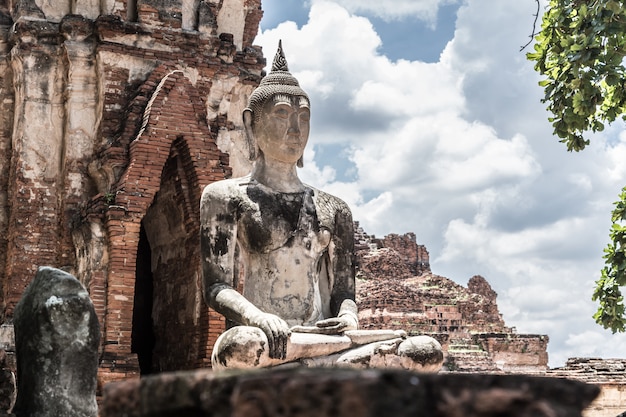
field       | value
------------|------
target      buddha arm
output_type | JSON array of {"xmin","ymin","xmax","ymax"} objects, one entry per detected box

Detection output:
[
  {"xmin": 200, "ymin": 185, "xmax": 245, "ymax": 320},
  {"xmin": 200, "ymin": 195, "xmax": 266, "ymax": 325},
  {"xmin": 329, "ymin": 200, "xmax": 358, "ymax": 326},
  {"xmin": 200, "ymin": 184, "xmax": 290, "ymax": 359}
]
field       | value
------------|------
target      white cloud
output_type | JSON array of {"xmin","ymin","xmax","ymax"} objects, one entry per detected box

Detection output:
[
  {"xmin": 270, "ymin": 2, "xmax": 382, "ymax": 72},
  {"xmin": 433, "ymin": 132, "xmax": 540, "ymax": 191},
  {"xmin": 606, "ymin": 131, "xmax": 626, "ymax": 181},
  {"xmin": 258, "ymin": 0, "xmax": 626, "ymax": 366},
  {"xmin": 299, "ymin": 147, "xmax": 337, "ymax": 185},
  {"xmin": 296, "ymin": 70, "xmax": 334, "ymax": 98},
  {"xmin": 563, "ymin": 331, "xmax": 626, "ymax": 361},
  {"xmin": 350, "ymin": 60, "xmax": 464, "ymax": 117},
  {"xmin": 352, "ymin": 192, "xmax": 395, "ymax": 231}
]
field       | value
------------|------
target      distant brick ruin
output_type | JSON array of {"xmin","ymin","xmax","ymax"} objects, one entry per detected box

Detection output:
[
  {"xmin": 353, "ymin": 223, "xmax": 626, "ymax": 416},
  {"xmin": 546, "ymin": 358, "xmax": 626, "ymax": 417},
  {"xmin": 353, "ymin": 222, "xmax": 549, "ymax": 374},
  {"xmin": 0, "ymin": 1, "xmax": 623, "ymax": 416}
]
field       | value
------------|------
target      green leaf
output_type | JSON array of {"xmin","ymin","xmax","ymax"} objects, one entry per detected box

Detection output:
[
  {"xmin": 593, "ymin": 187, "xmax": 626, "ymax": 332},
  {"xmin": 605, "ymin": 74, "xmax": 622, "ymax": 85},
  {"xmin": 527, "ymin": 0, "xmax": 626, "ymax": 151},
  {"xmin": 607, "ymin": 0, "xmax": 621, "ymax": 14}
]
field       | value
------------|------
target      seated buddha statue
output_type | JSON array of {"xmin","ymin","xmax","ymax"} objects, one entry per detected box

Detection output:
[{"xmin": 200, "ymin": 41, "xmax": 443, "ymax": 372}]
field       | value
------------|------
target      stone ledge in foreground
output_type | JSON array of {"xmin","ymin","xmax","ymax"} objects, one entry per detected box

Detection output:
[{"xmin": 101, "ymin": 367, "xmax": 600, "ymax": 417}]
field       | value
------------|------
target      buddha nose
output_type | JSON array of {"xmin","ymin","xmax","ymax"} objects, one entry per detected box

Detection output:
[{"xmin": 288, "ymin": 113, "xmax": 300, "ymax": 134}]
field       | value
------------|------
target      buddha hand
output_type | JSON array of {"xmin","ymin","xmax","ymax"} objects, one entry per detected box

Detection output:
[
  {"xmin": 249, "ymin": 312, "xmax": 291, "ymax": 359},
  {"xmin": 313, "ymin": 312, "xmax": 358, "ymax": 335}
]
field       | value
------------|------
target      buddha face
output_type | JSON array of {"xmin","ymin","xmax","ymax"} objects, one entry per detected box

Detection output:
[{"xmin": 253, "ymin": 94, "xmax": 310, "ymax": 165}]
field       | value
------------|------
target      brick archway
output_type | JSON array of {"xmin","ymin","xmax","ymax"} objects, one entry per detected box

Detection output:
[{"xmin": 100, "ymin": 67, "xmax": 230, "ymax": 377}]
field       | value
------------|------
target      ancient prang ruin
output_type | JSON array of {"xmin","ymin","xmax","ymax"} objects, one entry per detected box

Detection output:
[
  {"xmin": 0, "ymin": 1, "xmax": 620, "ymax": 416},
  {"xmin": 353, "ymin": 223, "xmax": 548, "ymax": 374},
  {"xmin": 0, "ymin": 0, "xmax": 265, "ymax": 391},
  {"xmin": 353, "ymin": 224, "xmax": 626, "ymax": 417}
]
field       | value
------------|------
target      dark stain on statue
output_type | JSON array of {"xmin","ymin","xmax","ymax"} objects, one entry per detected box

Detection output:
[
  {"xmin": 216, "ymin": 212, "xmax": 235, "ymax": 224},
  {"xmin": 303, "ymin": 188, "xmax": 317, "ymax": 218},
  {"xmin": 245, "ymin": 215, "xmax": 272, "ymax": 251},
  {"xmin": 254, "ymin": 343, "xmax": 264, "ymax": 366},
  {"xmin": 216, "ymin": 339, "xmax": 237, "ymax": 367},
  {"xmin": 39, "ymin": 80, "xmax": 49, "ymax": 97},
  {"xmin": 213, "ymin": 227, "xmax": 230, "ymax": 256},
  {"xmin": 243, "ymin": 185, "xmax": 311, "ymax": 252},
  {"xmin": 227, "ymin": 197, "xmax": 241, "ymax": 215},
  {"xmin": 215, "ymin": 336, "xmax": 266, "ymax": 367},
  {"xmin": 247, "ymin": 185, "xmax": 302, "ymax": 226}
]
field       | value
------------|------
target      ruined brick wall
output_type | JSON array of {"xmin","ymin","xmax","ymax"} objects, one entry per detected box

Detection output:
[
  {"xmin": 355, "ymin": 225, "xmax": 548, "ymax": 374},
  {"xmin": 548, "ymin": 358, "xmax": 626, "ymax": 417},
  {"xmin": 0, "ymin": 9, "xmax": 11, "ymax": 328},
  {"xmin": 0, "ymin": 0, "xmax": 264, "ymax": 386},
  {"xmin": 586, "ymin": 384, "xmax": 626, "ymax": 417},
  {"xmin": 355, "ymin": 224, "xmax": 430, "ymax": 278},
  {"xmin": 356, "ymin": 273, "xmax": 508, "ymax": 336},
  {"xmin": 382, "ymin": 232, "xmax": 430, "ymax": 275},
  {"xmin": 473, "ymin": 333, "xmax": 549, "ymax": 373}
]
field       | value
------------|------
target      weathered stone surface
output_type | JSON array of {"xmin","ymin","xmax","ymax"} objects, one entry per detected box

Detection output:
[
  {"xmin": 0, "ymin": 5, "xmax": 615, "ymax": 416},
  {"xmin": 13, "ymin": 267, "xmax": 99, "ymax": 417},
  {"xmin": 333, "ymin": 335, "xmax": 444, "ymax": 372},
  {"xmin": 0, "ymin": 348, "xmax": 15, "ymax": 415},
  {"xmin": 100, "ymin": 367, "xmax": 600, "ymax": 417}
]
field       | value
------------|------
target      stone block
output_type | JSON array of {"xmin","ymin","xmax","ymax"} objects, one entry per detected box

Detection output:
[
  {"xmin": 101, "ymin": 367, "xmax": 599, "ymax": 417},
  {"xmin": 13, "ymin": 267, "xmax": 100, "ymax": 417}
]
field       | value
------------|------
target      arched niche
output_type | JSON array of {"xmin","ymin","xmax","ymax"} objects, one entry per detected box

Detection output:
[{"xmin": 101, "ymin": 67, "xmax": 230, "ymax": 376}]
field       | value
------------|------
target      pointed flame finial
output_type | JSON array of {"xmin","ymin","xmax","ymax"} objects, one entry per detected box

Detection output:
[{"xmin": 271, "ymin": 40, "xmax": 289, "ymax": 72}]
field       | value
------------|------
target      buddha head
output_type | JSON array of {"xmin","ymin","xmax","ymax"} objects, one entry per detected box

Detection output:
[{"xmin": 243, "ymin": 41, "xmax": 311, "ymax": 168}]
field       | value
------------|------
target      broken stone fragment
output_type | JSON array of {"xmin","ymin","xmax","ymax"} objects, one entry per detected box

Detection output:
[{"xmin": 13, "ymin": 267, "xmax": 99, "ymax": 417}]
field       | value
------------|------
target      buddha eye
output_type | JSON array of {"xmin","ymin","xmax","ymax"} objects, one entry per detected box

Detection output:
[
  {"xmin": 299, "ymin": 112, "xmax": 310, "ymax": 122},
  {"xmin": 274, "ymin": 108, "xmax": 289, "ymax": 119}
]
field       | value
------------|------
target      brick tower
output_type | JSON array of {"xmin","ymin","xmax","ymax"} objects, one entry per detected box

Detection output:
[{"xmin": 0, "ymin": 0, "xmax": 265, "ymax": 386}]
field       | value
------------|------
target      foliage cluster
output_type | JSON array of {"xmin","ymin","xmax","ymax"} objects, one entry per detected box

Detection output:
[
  {"xmin": 528, "ymin": 0, "xmax": 626, "ymax": 331},
  {"xmin": 593, "ymin": 187, "xmax": 626, "ymax": 332},
  {"xmin": 527, "ymin": 0, "xmax": 626, "ymax": 151}
]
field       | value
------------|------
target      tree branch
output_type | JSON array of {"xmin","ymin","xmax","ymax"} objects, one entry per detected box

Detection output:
[{"xmin": 520, "ymin": 0, "xmax": 541, "ymax": 52}]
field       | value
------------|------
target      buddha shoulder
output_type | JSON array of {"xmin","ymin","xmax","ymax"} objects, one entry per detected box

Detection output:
[
  {"xmin": 202, "ymin": 176, "xmax": 251, "ymax": 198},
  {"xmin": 309, "ymin": 186, "xmax": 353, "ymax": 229},
  {"xmin": 200, "ymin": 177, "xmax": 251, "ymax": 215}
]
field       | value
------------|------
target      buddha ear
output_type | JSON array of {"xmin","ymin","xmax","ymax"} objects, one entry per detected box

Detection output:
[{"xmin": 243, "ymin": 108, "xmax": 259, "ymax": 161}]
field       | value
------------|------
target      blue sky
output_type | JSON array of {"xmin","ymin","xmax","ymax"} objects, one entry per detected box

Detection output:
[
  {"xmin": 254, "ymin": 0, "xmax": 626, "ymax": 367},
  {"xmin": 261, "ymin": 0, "xmax": 459, "ymax": 62}
]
